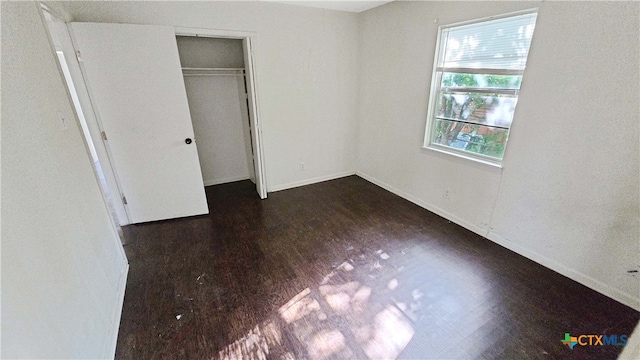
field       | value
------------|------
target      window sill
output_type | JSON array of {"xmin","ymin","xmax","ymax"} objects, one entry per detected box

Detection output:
[{"xmin": 421, "ymin": 146, "xmax": 504, "ymax": 169}]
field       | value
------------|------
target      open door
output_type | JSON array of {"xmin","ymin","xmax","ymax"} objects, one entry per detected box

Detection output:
[
  {"xmin": 243, "ymin": 38, "xmax": 267, "ymax": 199},
  {"xmin": 69, "ymin": 22, "xmax": 209, "ymax": 224}
]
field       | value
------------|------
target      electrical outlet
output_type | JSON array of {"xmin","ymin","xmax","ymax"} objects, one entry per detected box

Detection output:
[
  {"xmin": 443, "ymin": 189, "xmax": 450, "ymax": 199},
  {"xmin": 299, "ymin": 162, "xmax": 305, "ymax": 171}
]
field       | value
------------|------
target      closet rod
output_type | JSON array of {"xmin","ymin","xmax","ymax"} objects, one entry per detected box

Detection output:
[{"xmin": 183, "ymin": 74, "xmax": 245, "ymax": 77}]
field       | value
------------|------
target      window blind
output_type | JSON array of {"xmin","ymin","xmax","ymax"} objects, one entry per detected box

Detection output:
[{"xmin": 439, "ymin": 13, "xmax": 538, "ymax": 70}]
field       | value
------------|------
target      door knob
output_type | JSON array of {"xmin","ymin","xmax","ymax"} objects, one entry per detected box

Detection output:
[{"xmin": 185, "ymin": 138, "xmax": 192, "ymax": 144}]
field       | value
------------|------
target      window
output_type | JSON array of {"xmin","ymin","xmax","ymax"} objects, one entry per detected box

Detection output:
[{"xmin": 424, "ymin": 10, "xmax": 538, "ymax": 165}]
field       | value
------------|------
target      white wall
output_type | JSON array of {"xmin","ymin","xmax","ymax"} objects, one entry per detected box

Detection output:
[
  {"xmin": 176, "ymin": 36, "xmax": 245, "ymax": 69},
  {"xmin": 184, "ymin": 76, "xmax": 252, "ymax": 186},
  {"xmin": 1, "ymin": 2, "xmax": 128, "ymax": 358},
  {"xmin": 48, "ymin": 0, "xmax": 360, "ymax": 192},
  {"xmin": 357, "ymin": 1, "xmax": 640, "ymax": 310},
  {"xmin": 489, "ymin": 1, "xmax": 639, "ymax": 309}
]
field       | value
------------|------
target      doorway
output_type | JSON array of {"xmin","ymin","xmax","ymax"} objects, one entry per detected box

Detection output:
[
  {"xmin": 41, "ymin": 7, "xmax": 126, "ymax": 236},
  {"xmin": 40, "ymin": 13, "xmax": 268, "ymax": 225},
  {"xmin": 176, "ymin": 36, "xmax": 257, "ymax": 189},
  {"xmin": 175, "ymin": 28, "xmax": 267, "ymax": 199}
]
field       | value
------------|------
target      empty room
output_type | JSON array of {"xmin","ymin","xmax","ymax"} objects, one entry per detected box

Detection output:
[{"xmin": 2, "ymin": 1, "xmax": 639, "ymax": 359}]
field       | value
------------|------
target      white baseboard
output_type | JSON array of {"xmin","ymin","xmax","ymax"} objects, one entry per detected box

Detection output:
[
  {"xmin": 269, "ymin": 171, "xmax": 356, "ymax": 192},
  {"xmin": 106, "ymin": 263, "xmax": 129, "ymax": 359},
  {"xmin": 356, "ymin": 171, "xmax": 640, "ymax": 312},
  {"xmin": 486, "ymin": 231, "xmax": 640, "ymax": 311},
  {"xmin": 355, "ymin": 171, "xmax": 488, "ymax": 236},
  {"xmin": 203, "ymin": 176, "xmax": 250, "ymax": 187}
]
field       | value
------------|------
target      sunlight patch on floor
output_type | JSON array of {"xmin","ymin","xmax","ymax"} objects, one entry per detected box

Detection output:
[
  {"xmin": 218, "ymin": 247, "xmax": 421, "ymax": 359},
  {"xmin": 362, "ymin": 305, "xmax": 415, "ymax": 359},
  {"xmin": 279, "ymin": 288, "xmax": 325, "ymax": 324},
  {"xmin": 308, "ymin": 329, "xmax": 346, "ymax": 359},
  {"xmin": 217, "ymin": 323, "xmax": 281, "ymax": 360}
]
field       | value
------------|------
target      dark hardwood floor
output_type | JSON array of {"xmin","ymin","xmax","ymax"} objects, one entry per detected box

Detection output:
[{"xmin": 115, "ymin": 176, "xmax": 639, "ymax": 359}]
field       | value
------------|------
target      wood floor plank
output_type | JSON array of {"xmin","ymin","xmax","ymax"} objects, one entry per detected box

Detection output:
[{"xmin": 115, "ymin": 176, "xmax": 639, "ymax": 359}]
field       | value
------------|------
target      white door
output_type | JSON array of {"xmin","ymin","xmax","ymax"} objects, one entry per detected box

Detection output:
[
  {"xmin": 243, "ymin": 38, "xmax": 267, "ymax": 199},
  {"xmin": 70, "ymin": 22, "xmax": 209, "ymax": 224}
]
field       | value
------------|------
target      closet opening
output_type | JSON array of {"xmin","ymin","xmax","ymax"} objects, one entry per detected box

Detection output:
[{"xmin": 175, "ymin": 34, "xmax": 266, "ymax": 198}]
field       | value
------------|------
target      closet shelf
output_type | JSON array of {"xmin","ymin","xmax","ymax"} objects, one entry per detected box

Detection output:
[{"xmin": 182, "ymin": 67, "xmax": 245, "ymax": 71}]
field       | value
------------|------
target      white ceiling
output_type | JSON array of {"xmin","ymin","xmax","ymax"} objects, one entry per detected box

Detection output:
[{"xmin": 268, "ymin": 1, "xmax": 394, "ymax": 13}]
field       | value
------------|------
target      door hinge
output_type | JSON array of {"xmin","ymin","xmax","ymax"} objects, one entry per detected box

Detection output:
[
  {"xmin": 122, "ymin": 195, "xmax": 128, "ymax": 205},
  {"xmin": 76, "ymin": 51, "xmax": 83, "ymax": 63},
  {"xmin": 101, "ymin": 131, "xmax": 107, "ymax": 141}
]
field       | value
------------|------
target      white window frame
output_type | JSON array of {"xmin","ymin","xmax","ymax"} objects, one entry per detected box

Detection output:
[{"xmin": 423, "ymin": 9, "xmax": 538, "ymax": 167}]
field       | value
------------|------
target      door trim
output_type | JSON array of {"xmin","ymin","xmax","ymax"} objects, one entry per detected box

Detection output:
[{"xmin": 38, "ymin": 4, "xmax": 132, "ymax": 226}]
